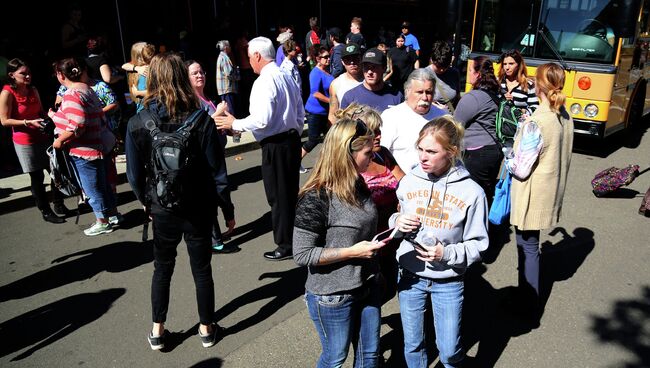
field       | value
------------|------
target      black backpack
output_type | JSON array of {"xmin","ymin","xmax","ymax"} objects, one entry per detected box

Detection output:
[
  {"xmin": 495, "ymin": 99, "xmax": 522, "ymax": 145},
  {"xmin": 141, "ymin": 109, "xmax": 203, "ymax": 211}
]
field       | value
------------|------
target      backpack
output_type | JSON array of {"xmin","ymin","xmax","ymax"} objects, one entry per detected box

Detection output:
[
  {"xmin": 47, "ymin": 145, "xmax": 82, "ymax": 197},
  {"xmin": 591, "ymin": 165, "xmax": 640, "ymax": 197},
  {"xmin": 495, "ymin": 99, "xmax": 522, "ymax": 145},
  {"xmin": 141, "ymin": 109, "xmax": 203, "ymax": 210},
  {"xmin": 47, "ymin": 145, "xmax": 85, "ymax": 224}
]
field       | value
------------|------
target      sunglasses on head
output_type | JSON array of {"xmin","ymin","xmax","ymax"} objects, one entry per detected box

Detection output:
[{"xmin": 349, "ymin": 119, "xmax": 369, "ymax": 153}]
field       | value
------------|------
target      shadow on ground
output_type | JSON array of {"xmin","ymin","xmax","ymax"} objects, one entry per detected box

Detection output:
[
  {"xmin": 462, "ymin": 226, "xmax": 595, "ymax": 367},
  {"xmin": 0, "ymin": 288, "xmax": 125, "ymax": 361},
  {"xmin": 0, "ymin": 240, "xmax": 152, "ymax": 302},
  {"xmin": 591, "ymin": 285, "xmax": 650, "ymax": 368}
]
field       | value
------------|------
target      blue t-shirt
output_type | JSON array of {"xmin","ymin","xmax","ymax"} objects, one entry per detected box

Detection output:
[
  {"xmin": 403, "ymin": 33, "xmax": 420, "ymax": 52},
  {"xmin": 340, "ymin": 84, "xmax": 403, "ymax": 113},
  {"xmin": 305, "ymin": 67, "xmax": 335, "ymax": 115},
  {"xmin": 136, "ymin": 74, "xmax": 147, "ymax": 112}
]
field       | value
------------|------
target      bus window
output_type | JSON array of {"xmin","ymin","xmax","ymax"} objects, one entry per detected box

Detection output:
[{"xmin": 472, "ymin": 0, "xmax": 540, "ymax": 56}]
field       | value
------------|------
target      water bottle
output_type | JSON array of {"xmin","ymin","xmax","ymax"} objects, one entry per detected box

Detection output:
[
  {"xmin": 232, "ymin": 130, "xmax": 241, "ymax": 143},
  {"xmin": 420, "ymin": 231, "xmax": 438, "ymax": 248}
]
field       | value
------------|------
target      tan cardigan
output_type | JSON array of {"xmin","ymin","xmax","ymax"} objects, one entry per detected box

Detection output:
[{"xmin": 510, "ymin": 103, "xmax": 574, "ymax": 230}]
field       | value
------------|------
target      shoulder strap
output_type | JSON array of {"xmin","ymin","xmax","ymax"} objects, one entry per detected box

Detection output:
[
  {"xmin": 177, "ymin": 109, "xmax": 204, "ymax": 132},
  {"xmin": 139, "ymin": 109, "xmax": 161, "ymax": 136},
  {"xmin": 473, "ymin": 90, "xmax": 503, "ymax": 149}
]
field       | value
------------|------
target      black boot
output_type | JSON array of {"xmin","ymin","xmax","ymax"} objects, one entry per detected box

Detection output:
[
  {"xmin": 42, "ymin": 209, "xmax": 65, "ymax": 224},
  {"xmin": 53, "ymin": 203, "xmax": 70, "ymax": 216}
]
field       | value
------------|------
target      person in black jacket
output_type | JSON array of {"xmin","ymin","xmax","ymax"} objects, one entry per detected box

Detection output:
[{"xmin": 125, "ymin": 52, "xmax": 234, "ymax": 351}]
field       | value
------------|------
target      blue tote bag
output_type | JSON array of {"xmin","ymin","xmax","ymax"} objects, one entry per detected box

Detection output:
[{"xmin": 489, "ymin": 165, "xmax": 511, "ymax": 225}]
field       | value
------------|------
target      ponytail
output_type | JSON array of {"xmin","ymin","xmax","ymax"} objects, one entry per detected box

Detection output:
[
  {"xmin": 536, "ymin": 63, "xmax": 566, "ymax": 112},
  {"xmin": 472, "ymin": 56, "xmax": 499, "ymax": 94}
]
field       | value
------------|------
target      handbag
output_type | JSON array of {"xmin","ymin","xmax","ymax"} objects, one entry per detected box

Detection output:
[{"xmin": 489, "ymin": 164, "xmax": 511, "ymax": 225}]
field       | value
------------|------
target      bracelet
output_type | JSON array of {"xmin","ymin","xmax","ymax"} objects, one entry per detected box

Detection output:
[{"xmin": 132, "ymin": 65, "xmax": 137, "ymax": 72}]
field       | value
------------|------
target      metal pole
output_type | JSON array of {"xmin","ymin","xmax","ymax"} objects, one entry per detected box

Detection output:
[
  {"xmin": 254, "ymin": 0, "xmax": 259, "ymax": 35},
  {"xmin": 115, "ymin": 0, "xmax": 127, "ymax": 62}
]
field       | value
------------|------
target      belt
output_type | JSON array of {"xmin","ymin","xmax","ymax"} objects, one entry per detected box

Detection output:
[
  {"xmin": 401, "ymin": 267, "xmax": 464, "ymax": 283},
  {"xmin": 260, "ymin": 129, "xmax": 299, "ymax": 145}
]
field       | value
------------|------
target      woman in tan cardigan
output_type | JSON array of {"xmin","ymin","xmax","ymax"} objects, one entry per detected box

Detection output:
[{"xmin": 504, "ymin": 63, "xmax": 574, "ymax": 318}]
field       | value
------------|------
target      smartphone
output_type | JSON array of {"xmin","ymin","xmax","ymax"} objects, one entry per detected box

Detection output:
[{"xmin": 372, "ymin": 228, "xmax": 397, "ymax": 242}]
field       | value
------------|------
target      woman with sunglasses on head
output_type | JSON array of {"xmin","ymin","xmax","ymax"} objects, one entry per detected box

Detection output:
[
  {"xmin": 294, "ymin": 119, "xmax": 389, "ymax": 368},
  {"xmin": 392, "ymin": 116, "xmax": 488, "ymax": 368},
  {"xmin": 301, "ymin": 46, "xmax": 335, "ymax": 171},
  {"xmin": 505, "ymin": 63, "xmax": 573, "ymax": 322},
  {"xmin": 498, "ymin": 49, "xmax": 538, "ymax": 114},
  {"xmin": 0, "ymin": 58, "xmax": 67, "ymax": 223}
]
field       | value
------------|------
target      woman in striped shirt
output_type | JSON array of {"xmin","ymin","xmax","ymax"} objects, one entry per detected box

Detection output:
[
  {"xmin": 49, "ymin": 57, "xmax": 121, "ymax": 236},
  {"xmin": 498, "ymin": 50, "xmax": 538, "ymax": 114}
]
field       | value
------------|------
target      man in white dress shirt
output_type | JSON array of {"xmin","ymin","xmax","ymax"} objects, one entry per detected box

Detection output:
[
  {"xmin": 380, "ymin": 68, "xmax": 446, "ymax": 172},
  {"xmin": 215, "ymin": 37, "xmax": 305, "ymax": 261}
]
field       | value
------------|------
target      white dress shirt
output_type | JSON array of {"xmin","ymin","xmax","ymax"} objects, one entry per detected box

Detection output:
[{"xmin": 232, "ymin": 62, "xmax": 305, "ymax": 142}]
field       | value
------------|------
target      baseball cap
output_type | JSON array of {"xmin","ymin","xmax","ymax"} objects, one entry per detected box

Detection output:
[
  {"xmin": 341, "ymin": 43, "xmax": 361, "ymax": 58},
  {"xmin": 361, "ymin": 48, "xmax": 386, "ymax": 66},
  {"xmin": 276, "ymin": 31, "xmax": 293, "ymax": 44}
]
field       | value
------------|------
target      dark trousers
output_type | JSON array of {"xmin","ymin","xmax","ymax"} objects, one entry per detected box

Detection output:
[
  {"xmin": 303, "ymin": 113, "xmax": 329, "ymax": 153},
  {"xmin": 463, "ymin": 144, "xmax": 503, "ymax": 206},
  {"xmin": 515, "ymin": 228, "xmax": 540, "ymax": 297},
  {"xmin": 151, "ymin": 212, "xmax": 215, "ymax": 325},
  {"xmin": 219, "ymin": 92, "xmax": 239, "ymax": 118},
  {"xmin": 260, "ymin": 130, "xmax": 301, "ymax": 251},
  {"xmin": 30, "ymin": 170, "xmax": 63, "ymax": 212}
]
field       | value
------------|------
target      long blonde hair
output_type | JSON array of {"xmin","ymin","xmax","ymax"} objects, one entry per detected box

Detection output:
[
  {"xmin": 127, "ymin": 42, "xmax": 156, "ymax": 90},
  {"xmin": 299, "ymin": 118, "xmax": 374, "ymax": 206},
  {"xmin": 143, "ymin": 53, "xmax": 200, "ymax": 119}
]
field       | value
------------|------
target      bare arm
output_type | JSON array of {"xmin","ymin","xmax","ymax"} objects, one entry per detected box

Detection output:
[
  {"xmin": 384, "ymin": 57, "xmax": 394, "ymax": 82},
  {"xmin": 328, "ymin": 83, "xmax": 339, "ymax": 125},
  {"xmin": 313, "ymin": 91, "xmax": 330, "ymax": 104},
  {"xmin": 316, "ymin": 241, "xmax": 385, "ymax": 265},
  {"xmin": 0, "ymin": 90, "xmax": 42, "ymax": 127}
]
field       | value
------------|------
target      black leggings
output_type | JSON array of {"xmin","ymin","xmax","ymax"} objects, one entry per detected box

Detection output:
[{"xmin": 29, "ymin": 170, "xmax": 62, "ymax": 212}]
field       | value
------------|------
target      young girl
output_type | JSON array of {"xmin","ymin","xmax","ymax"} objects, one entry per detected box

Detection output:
[{"xmin": 392, "ymin": 116, "xmax": 488, "ymax": 368}]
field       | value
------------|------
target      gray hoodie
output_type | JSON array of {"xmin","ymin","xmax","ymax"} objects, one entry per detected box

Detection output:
[{"xmin": 389, "ymin": 163, "xmax": 489, "ymax": 279}]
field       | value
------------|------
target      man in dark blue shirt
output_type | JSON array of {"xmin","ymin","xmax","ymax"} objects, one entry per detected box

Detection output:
[{"xmin": 340, "ymin": 48, "xmax": 403, "ymax": 113}]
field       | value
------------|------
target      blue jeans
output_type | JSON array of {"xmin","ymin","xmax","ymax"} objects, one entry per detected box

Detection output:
[
  {"xmin": 305, "ymin": 280, "xmax": 381, "ymax": 368},
  {"xmin": 303, "ymin": 113, "xmax": 329, "ymax": 153},
  {"xmin": 398, "ymin": 269, "xmax": 464, "ymax": 368},
  {"xmin": 71, "ymin": 156, "xmax": 116, "ymax": 220}
]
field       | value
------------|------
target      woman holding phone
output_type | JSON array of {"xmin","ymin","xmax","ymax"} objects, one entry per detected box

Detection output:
[
  {"xmin": 391, "ymin": 116, "xmax": 489, "ymax": 368},
  {"xmin": 293, "ymin": 118, "xmax": 388, "ymax": 368}
]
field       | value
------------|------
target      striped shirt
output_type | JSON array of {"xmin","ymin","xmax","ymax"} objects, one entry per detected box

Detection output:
[
  {"xmin": 500, "ymin": 79, "xmax": 539, "ymax": 113},
  {"xmin": 52, "ymin": 87, "xmax": 115, "ymax": 160},
  {"xmin": 216, "ymin": 52, "xmax": 238, "ymax": 95}
]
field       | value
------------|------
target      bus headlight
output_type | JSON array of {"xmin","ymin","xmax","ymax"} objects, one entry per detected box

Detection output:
[
  {"xmin": 584, "ymin": 104, "xmax": 599, "ymax": 118},
  {"xmin": 570, "ymin": 103, "xmax": 582, "ymax": 115}
]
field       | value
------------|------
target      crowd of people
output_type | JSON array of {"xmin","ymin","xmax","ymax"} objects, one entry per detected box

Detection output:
[{"xmin": 0, "ymin": 12, "xmax": 576, "ymax": 367}]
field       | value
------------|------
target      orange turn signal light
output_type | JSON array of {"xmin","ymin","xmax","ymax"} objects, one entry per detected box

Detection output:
[{"xmin": 578, "ymin": 76, "xmax": 591, "ymax": 90}]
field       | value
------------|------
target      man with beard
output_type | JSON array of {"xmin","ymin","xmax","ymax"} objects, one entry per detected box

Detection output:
[
  {"xmin": 327, "ymin": 43, "xmax": 363, "ymax": 124},
  {"xmin": 340, "ymin": 47, "xmax": 403, "ymax": 113},
  {"xmin": 380, "ymin": 68, "xmax": 447, "ymax": 172}
]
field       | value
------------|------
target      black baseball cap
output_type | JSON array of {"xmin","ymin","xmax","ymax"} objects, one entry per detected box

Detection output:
[
  {"xmin": 361, "ymin": 48, "xmax": 386, "ymax": 66},
  {"xmin": 341, "ymin": 43, "xmax": 361, "ymax": 58}
]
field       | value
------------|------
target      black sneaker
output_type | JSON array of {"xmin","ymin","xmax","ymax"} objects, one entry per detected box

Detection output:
[
  {"xmin": 147, "ymin": 330, "xmax": 169, "ymax": 351},
  {"xmin": 53, "ymin": 203, "xmax": 70, "ymax": 216},
  {"xmin": 198, "ymin": 323, "xmax": 224, "ymax": 348},
  {"xmin": 42, "ymin": 210, "xmax": 65, "ymax": 224}
]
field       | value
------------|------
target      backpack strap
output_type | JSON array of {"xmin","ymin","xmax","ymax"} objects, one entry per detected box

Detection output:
[
  {"xmin": 139, "ymin": 109, "xmax": 161, "ymax": 137},
  {"xmin": 177, "ymin": 109, "xmax": 204, "ymax": 132}
]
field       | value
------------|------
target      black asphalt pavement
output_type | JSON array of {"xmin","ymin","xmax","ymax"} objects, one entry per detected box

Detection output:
[{"xmin": 1, "ymin": 122, "xmax": 649, "ymax": 368}]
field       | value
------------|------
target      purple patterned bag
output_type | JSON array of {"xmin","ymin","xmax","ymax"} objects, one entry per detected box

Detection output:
[{"xmin": 591, "ymin": 165, "xmax": 640, "ymax": 197}]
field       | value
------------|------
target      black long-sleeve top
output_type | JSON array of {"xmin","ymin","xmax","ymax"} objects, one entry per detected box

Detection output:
[{"xmin": 125, "ymin": 99, "xmax": 234, "ymax": 220}]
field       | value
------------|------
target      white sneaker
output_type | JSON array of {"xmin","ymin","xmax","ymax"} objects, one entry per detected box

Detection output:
[
  {"xmin": 108, "ymin": 214, "xmax": 124, "ymax": 226},
  {"xmin": 299, "ymin": 165, "xmax": 309, "ymax": 174},
  {"xmin": 84, "ymin": 222, "xmax": 113, "ymax": 236}
]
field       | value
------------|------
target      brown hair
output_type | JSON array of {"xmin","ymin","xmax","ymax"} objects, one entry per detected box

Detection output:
[
  {"xmin": 283, "ymin": 40, "xmax": 297, "ymax": 55},
  {"xmin": 53, "ymin": 57, "xmax": 86, "ymax": 82},
  {"xmin": 471, "ymin": 56, "xmax": 499, "ymax": 94},
  {"xmin": 498, "ymin": 49, "xmax": 531, "ymax": 93},
  {"xmin": 143, "ymin": 52, "xmax": 200, "ymax": 118},
  {"xmin": 417, "ymin": 115, "xmax": 465, "ymax": 168},
  {"xmin": 535, "ymin": 63, "xmax": 566, "ymax": 112},
  {"xmin": 351, "ymin": 17, "xmax": 363, "ymax": 28}
]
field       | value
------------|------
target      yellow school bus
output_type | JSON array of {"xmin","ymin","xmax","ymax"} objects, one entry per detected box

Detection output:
[{"xmin": 467, "ymin": 0, "xmax": 650, "ymax": 138}]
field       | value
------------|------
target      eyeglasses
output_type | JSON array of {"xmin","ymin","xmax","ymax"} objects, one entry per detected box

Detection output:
[
  {"xmin": 320, "ymin": 54, "xmax": 331, "ymax": 59},
  {"xmin": 349, "ymin": 119, "xmax": 369, "ymax": 153}
]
